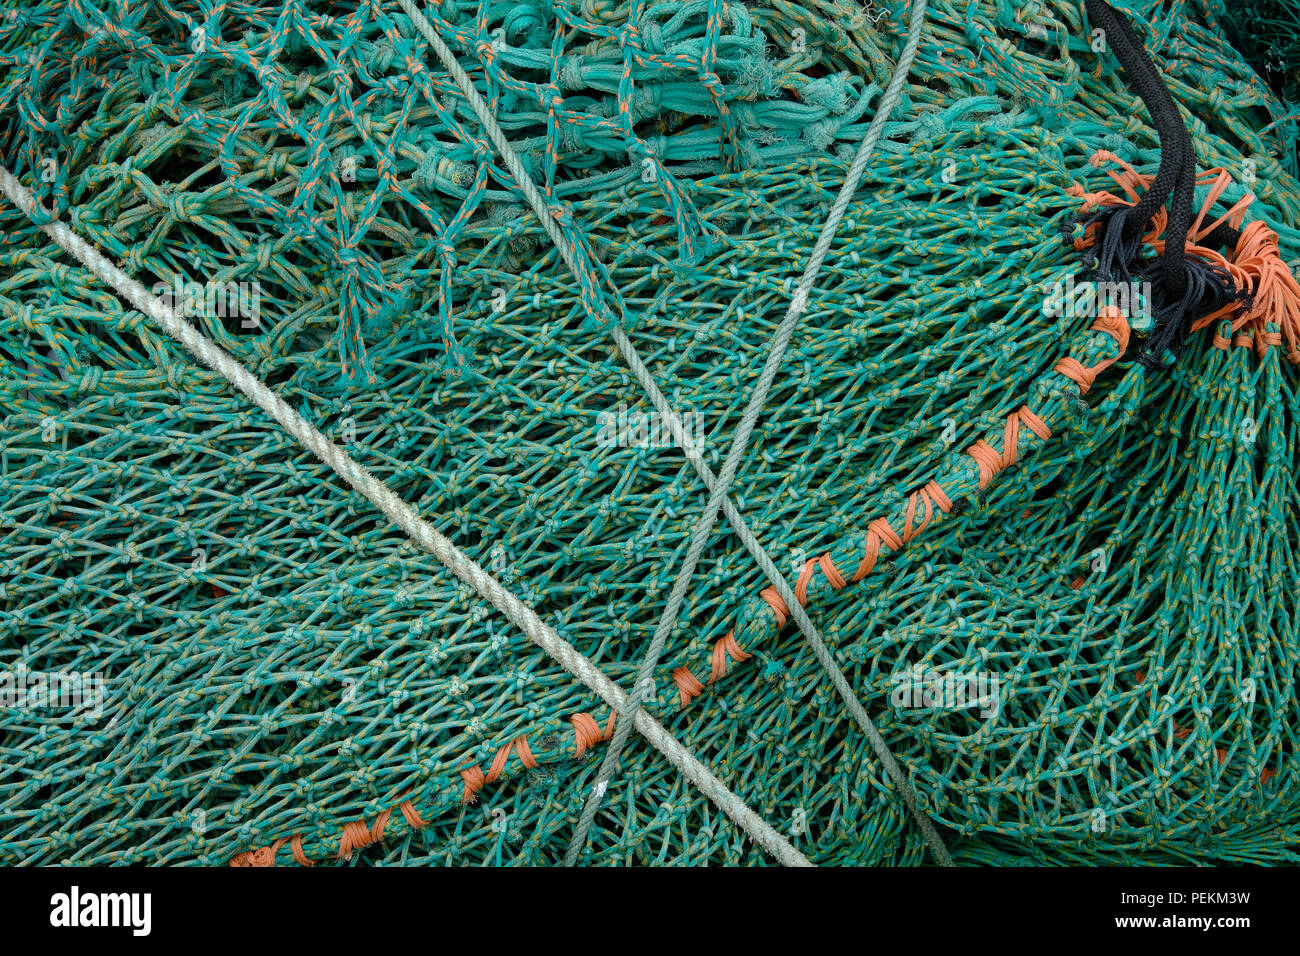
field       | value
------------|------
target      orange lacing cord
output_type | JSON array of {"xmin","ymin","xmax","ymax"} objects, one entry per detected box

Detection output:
[
  {"xmin": 229, "ymin": 796, "xmax": 426, "ymax": 867},
  {"xmin": 1055, "ymin": 307, "xmax": 1130, "ymax": 392},
  {"xmin": 231, "ymin": 711, "xmax": 614, "ymax": 866},
  {"xmin": 570, "ymin": 710, "xmax": 616, "ymax": 758},
  {"xmin": 461, "ymin": 735, "xmax": 538, "ymax": 803},
  {"xmin": 1066, "ymin": 150, "xmax": 1166, "ymax": 249},
  {"xmin": 671, "ymin": 630, "xmax": 749, "ymax": 706},
  {"xmin": 966, "ymin": 406, "xmax": 1052, "ymax": 487}
]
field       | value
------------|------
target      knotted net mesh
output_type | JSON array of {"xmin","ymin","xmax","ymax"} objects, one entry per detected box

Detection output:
[{"xmin": 0, "ymin": 0, "xmax": 1297, "ymax": 865}]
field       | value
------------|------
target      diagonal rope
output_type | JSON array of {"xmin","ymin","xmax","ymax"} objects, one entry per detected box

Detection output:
[
  {"xmin": 0, "ymin": 163, "xmax": 813, "ymax": 868},
  {"xmin": 393, "ymin": 0, "xmax": 952, "ymax": 866},
  {"xmin": 564, "ymin": 0, "xmax": 942, "ymax": 865}
]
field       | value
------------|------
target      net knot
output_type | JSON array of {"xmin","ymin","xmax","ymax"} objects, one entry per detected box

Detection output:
[
  {"xmin": 630, "ymin": 86, "xmax": 663, "ymax": 122},
  {"xmin": 337, "ymin": 244, "xmax": 363, "ymax": 271},
  {"xmin": 539, "ymin": 83, "xmax": 563, "ymax": 112},
  {"xmin": 78, "ymin": 366, "xmax": 103, "ymax": 394},
  {"xmin": 165, "ymin": 194, "xmax": 193, "ymax": 222},
  {"xmin": 327, "ymin": 64, "xmax": 352, "ymax": 90},
  {"xmin": 914, "ymin": 109, "xmax": 947, "ymax": 141},
  {"xmin": 619, "ymin": 22, "xmax": 664, "ymax": 55},
  {"xmin": 434, "ymin": 238, "xmax": 457, "ymax": 265}
]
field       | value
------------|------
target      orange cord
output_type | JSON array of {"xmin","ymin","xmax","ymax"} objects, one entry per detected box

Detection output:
[
  {"xmin": 668, "ymin": 312, "xmax": 1129, "ymax": 715},
  {"xmin": 570, "ymin": 710, "xmax": 616, "ymax": 758},
  {"xmin": 966, "ymin": 406, "xmax": 1052, "ymax": 488},
  {"xmin": 231, "ymin": 712, "xmax": 613, "ymax": 866}
]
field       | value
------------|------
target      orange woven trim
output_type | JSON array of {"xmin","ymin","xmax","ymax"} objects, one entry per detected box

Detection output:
[
  {"xmin": 1054, "ymin": 307, "xmax": 1130, "ymax": 393},
  {"xmin": 398, "ymin": 799, "xmax": 426, "ymax": 831},
  {"xmin": 700, "ymin": 337, "xmax": 1100, "ymax": 731},
  {"xmin": 672, "ymin": 666, "xmax": 706, "ymax": 706},
  {"xmin": 965, "ymin": 405, "xmax": 1053, "ymax": 490},
  {"xmin": 750, "ymin": 480, "xmax": 954, "ymax": 660},
  {"xmin": 742, "ymin": 306, "xmax": 1125, "ymax": 683},
  {"xmin": 570, "ymin": 710, "xmax": 616, "ymax": 758},
  {"xmin": 232, "ymin": 710, "xmax": 616, "ymax": 865},
  {"xmin": 709, "ymin": 629, "xmax": 751, "ymax": 682}
]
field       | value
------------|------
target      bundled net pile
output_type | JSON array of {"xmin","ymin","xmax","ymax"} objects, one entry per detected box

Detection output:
[{"xmin": 0, "ymin": 0, "xmax": 1297, "ymax": 866}]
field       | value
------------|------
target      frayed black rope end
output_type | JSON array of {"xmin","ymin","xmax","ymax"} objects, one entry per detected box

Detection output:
[
  {"xmin": 1135, "ymin": 256, "xmax": 1247, "ymax": 369},
  {"xmin": 1063, "ymin": 205, "xmax": 1152, "ymax": 283}
]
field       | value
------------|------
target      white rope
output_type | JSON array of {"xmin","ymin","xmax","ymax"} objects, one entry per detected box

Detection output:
[{"xmin": 0, "ymin": 163, "xmax": 813, "ymax": 868}]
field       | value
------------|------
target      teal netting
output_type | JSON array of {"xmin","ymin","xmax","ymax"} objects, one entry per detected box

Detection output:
[{"xmin": 0, "ymin": 0, "xmax": 1298, "ymax": 866}]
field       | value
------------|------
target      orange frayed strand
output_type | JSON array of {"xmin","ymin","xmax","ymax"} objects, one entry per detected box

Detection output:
[{"xmin": 1225, "ymin": 221, "xmax": 1300, "ymax": 363}]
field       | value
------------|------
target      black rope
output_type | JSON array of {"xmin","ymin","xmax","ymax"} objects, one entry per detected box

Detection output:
[{"xmin": 1073, "ymin": 0, "xmax": 1244, "ymax": 367}]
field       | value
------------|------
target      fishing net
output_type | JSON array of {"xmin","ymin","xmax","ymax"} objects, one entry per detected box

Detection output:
[
  {"xmin": 1206, "ymin": 0, "xmax": 1300, "ymax": 176},
  {"xmin": 0, "ymin": 0, "xmax": 1297, "ymax": 867},
  {"xmin": 1210, "ymin": 0, "xmax": 1300, "ymax": 105}
]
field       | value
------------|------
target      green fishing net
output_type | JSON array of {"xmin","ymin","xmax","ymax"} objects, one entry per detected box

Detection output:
[
  {"xmin": 0, "ymin": 0, "xmax": 1297, "ymax": 866},
  {"xmin": 1203, "ymin": 0, "xmax": 1299, "ymax": 175},
  {"xmin": 1209, "ymin": 0, "xmax": 1300, "ymax": 104}
]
